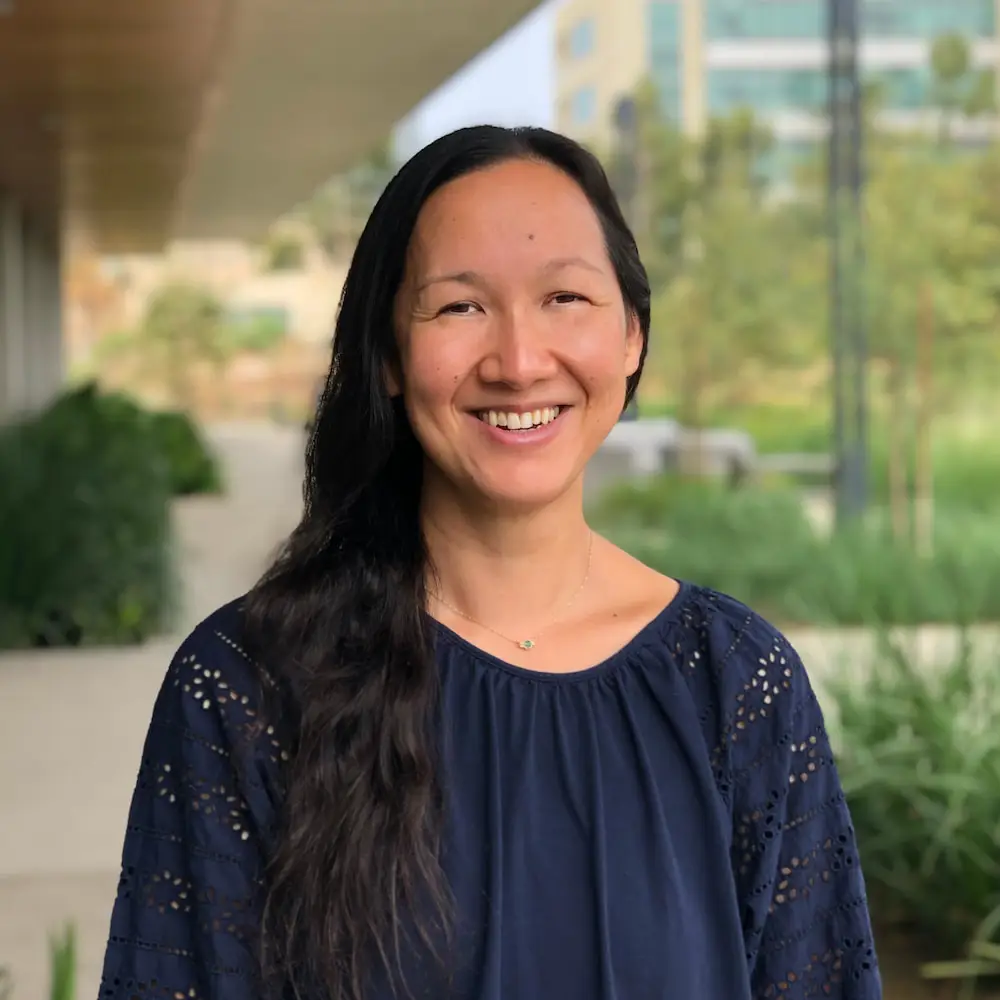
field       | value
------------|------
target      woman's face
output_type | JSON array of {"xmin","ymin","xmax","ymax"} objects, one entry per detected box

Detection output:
[{"xmin": 393, "ymin": 157, "xmax": 643, "ymax": 511}]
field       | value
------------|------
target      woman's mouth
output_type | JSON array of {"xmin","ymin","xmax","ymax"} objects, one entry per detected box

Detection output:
[{"xmin": 476, "ymin": 406, "xmax": 564, "ymax": 432}]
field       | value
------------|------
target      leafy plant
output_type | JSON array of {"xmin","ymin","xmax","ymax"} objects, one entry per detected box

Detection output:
[
  {"xmin": 827, "ymin": 636, "xmax": 1000, "ymax": 996},
  {"xmin": 49, "ymin": 924, "xmax": 76, "ymax": 1000}
]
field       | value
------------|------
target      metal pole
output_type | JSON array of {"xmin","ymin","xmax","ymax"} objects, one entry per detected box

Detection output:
[
  {"xmin": 612, "ymin": 97, "xmax": 642, "ymax": 421},
  {"xmin": 827, "ymin": 0, "xmax": 868, "ymax": 524},
  {"xmin": 611, "ymin": 97, "xmax": 639, "ymax": 231}
]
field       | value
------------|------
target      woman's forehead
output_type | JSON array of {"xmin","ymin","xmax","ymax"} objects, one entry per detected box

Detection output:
[{"xmin": 407, "ymin": 160, "xmax": 608, "ymax": 276}]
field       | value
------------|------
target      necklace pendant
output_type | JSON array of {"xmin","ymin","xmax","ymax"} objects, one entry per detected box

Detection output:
[{"xmin": 518, "ymin": 639, "xmax": 535, "ymax": 650}]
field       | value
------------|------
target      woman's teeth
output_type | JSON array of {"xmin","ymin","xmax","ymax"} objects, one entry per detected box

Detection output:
[{"xmin": 478, "ymin": 406, "xmax": 561, "ymax": 430}]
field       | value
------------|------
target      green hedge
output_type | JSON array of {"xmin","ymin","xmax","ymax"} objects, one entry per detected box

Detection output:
[
  {"xmin": 0, "ymin": 385, "xmax": 177, "ymax": 648},
  {"xmin": 147, "ymin": 409, "xmax": 223, "ymax": 496},
  {"xmin": 591, "ymin": 476, "xmax": 1000, "ymax": 625}
]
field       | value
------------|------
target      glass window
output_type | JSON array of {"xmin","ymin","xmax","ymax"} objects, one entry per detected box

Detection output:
[
  {"xmin": 704, "ymin": 0, "xmax": 993, "ymax": 41},
  {"xmin": 863, "ymin": 0, "xmax": 993, "ymax": 39},
  {"xmin": 708, "ymin": 68, "xmax": 829, "ymax": 113},
  {"xmin": 650, "ymin": 1, "xmax": 682, "ymax": 121},
  {"xmin": 567, "ymin": 17, "xmax": 595, "ymax": 58},
  {"xmin": 868, "ymin": 66, "xmax": 931, "ymax": 109},
  {"xmin": 570, "ymin": 86, "xmax": 597, "ymax": 126},
  {"xmin": 706, "ymin": 0, "xmax": 823, "ymax": 40},
  {"xmin": 706, "ymin": 64, "xmax": 937, "ymax": 118}
]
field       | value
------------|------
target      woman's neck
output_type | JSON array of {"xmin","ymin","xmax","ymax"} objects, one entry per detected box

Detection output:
[{"xmin": 421, "ymin": 481, "xmax": 593, "ymax": 631}]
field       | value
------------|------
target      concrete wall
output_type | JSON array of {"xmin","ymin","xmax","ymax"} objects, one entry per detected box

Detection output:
[{"xmin": 0, "ymin": 191, "xmax": 63, "ymax": 421}]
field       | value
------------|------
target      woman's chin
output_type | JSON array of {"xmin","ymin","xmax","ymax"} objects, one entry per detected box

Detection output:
[{"xmin": 467, "ymin": 470, "xmax": 584, "ymax": 511}]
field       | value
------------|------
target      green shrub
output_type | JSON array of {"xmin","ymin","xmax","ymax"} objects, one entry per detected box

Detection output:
[
  {"xmin": 591, "ymin": 476, "xmax": 1000, "ymax": 625},
  {"xmin": 0, "ymin": 384, "xmax": 176, "ymax": 648},
  {"xmin": 51, "ymin": 382, "xmax": 222, "ymax": 498},
  {"xmin": 828, "ymin": 636, "xmax": 1000, "ymax": 991},
  {"xmin": 147, "ymin": 410, "xmax": 223, "ymax": 496}
]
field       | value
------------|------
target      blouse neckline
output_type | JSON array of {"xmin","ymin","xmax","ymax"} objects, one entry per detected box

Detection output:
[{"xmin": 425, "ymin": 579, "xmax": 697, "ymax": 685}]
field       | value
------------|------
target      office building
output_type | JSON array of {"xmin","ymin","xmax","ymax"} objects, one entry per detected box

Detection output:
[{"xmin": 555, "ymin": 0, "xmax": 1000, "ymax": 177}]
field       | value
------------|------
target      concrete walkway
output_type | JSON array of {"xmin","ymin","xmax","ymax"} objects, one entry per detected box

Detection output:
[{"xmin": 0, "ymin": 423, "xmax": 994, "ymax": 999}]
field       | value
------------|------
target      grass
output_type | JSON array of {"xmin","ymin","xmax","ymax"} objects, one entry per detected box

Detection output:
[
  {"xmin": 48, "ymin": 925, "xmax": 76, "ymax": 1000},
  {"xmin": 0, "ymin": 924, "xmax": 77, "ymax": 1000}
]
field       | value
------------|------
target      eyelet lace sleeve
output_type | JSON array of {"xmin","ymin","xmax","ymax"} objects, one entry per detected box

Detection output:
[
  {"xmin": 97, "ymin": 606, "xmax": 280, "ymax": 1000},
  {"xmin": 717, "ymin": 617, "xmax": 882, "ymax": 998}
]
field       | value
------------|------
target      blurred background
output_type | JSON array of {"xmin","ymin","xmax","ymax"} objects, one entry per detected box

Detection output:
[{"xmin": 1, "ymin": 0, "xmax": 999, "ymax": 997}]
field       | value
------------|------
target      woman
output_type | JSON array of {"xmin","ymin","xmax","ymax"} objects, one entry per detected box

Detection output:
[{"xmin": 98, "ymin": 126, "xmax": 881, "ymax": 1000}]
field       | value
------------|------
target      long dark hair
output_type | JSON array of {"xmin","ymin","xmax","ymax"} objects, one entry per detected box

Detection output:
[{"xmin": 243, "ymin": 125, "xmax": 651, "ymax": 999}]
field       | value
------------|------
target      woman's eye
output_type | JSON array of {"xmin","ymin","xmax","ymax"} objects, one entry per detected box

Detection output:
[
  {"xmin": 440, "ymin": 301, "xmax": 481, "ymax": 316},
  {"xmin": 550, "ymin": 292, "xmax": 586, "ymax": 305}
]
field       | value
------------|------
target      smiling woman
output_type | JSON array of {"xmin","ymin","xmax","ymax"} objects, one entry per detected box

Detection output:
[{"xmin": 97, "ymin": 126, "xmax": 883, "ymax": 1000}]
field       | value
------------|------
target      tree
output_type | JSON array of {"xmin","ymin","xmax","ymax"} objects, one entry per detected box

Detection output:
[
  {"xmin": 608, "ymin": 82, "xmax": 823, "ymax": 422},
  {"xmin": 97, "ymin": 283, "xmax": 231, "ymax": 410},
  {"xmin": 651, "ymin": 168, "xmax": 824, "ymax": 422},
  {"xmin": 701, "ymin": 105, "xmax": 774, "ymax": 197},
  {"xmin": 929, "ymin": 33, "xmax": 996, "ymax": 143},
  {"xmin": 301, "ymin": 138, "xmax": 397, "ymax": 259},
  {"xmin": 604, "ymin": 79, "xmax": 693, "ymax": 290}
]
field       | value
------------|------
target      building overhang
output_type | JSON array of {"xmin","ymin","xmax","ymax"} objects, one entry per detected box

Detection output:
[{"xmin": 0, "ymin": 0, "xmax": 542, "ymax": 252}]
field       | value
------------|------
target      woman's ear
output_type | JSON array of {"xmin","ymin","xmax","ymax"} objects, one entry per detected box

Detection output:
[
  {"xmin": 624, "ymin": 312, "xmax": 643, "ymax": 378},
  {"xmin": 384, "ymin": 361, "xmax": 402, "ymax": 398}
]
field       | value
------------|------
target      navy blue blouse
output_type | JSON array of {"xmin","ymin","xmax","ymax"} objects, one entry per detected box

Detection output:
[{"xmin": 97, "ymin": 582, "xmax": 882, "ymax": 999}]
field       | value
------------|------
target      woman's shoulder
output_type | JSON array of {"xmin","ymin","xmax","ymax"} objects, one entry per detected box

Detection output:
[
  {"xmin": 172, "ymin": 595, "xmax": 254, "ymax": 665},
  {"xmin": 669, "ymin": 581, "xmax": 803, "ymax": 675},
  {"xmin": 154, "ymin": 596, "xmax": 276, "ymax": 756},
  {"xmin": 651, "ymin": 582, "xmax": 823, "ymax": 765},
  {"xmin": 166, "ymin": 596, "xmax": 258, "ymax": 693},
  {"xmin": 606, "ymin": 546, "xmax": 806, "ymax": 696}
]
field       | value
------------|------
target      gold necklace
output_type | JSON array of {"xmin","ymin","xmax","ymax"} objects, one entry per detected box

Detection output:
[{"xmin": 429, "ymin": 532, "xmax": 595, "ymax": 651}]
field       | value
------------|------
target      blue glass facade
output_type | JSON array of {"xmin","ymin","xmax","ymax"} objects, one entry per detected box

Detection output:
[
  {"xmin": 707, "ymin": 65, "xmax": 938, "ymax": 116},
  {"xmin": 861, "ymin": 0, "xmax": 994, "ymax": 38},
  {"xmin": 703, "ymin": 0, "xmax": 995, "ymax": 119},
  {"xmin": 706, "ymin": 1, "xmax": 824, "ymax": 40},
  {"xmin": 705, "ymin": 0, "xmax": 994, "ymax": 41},
  {"xmin": 643, "ymin": 0, "xmax": 997, "ymax": 180},
  {"xmin": 649, "ymin": 1, "xmax": 683, "ymax": 120}
]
